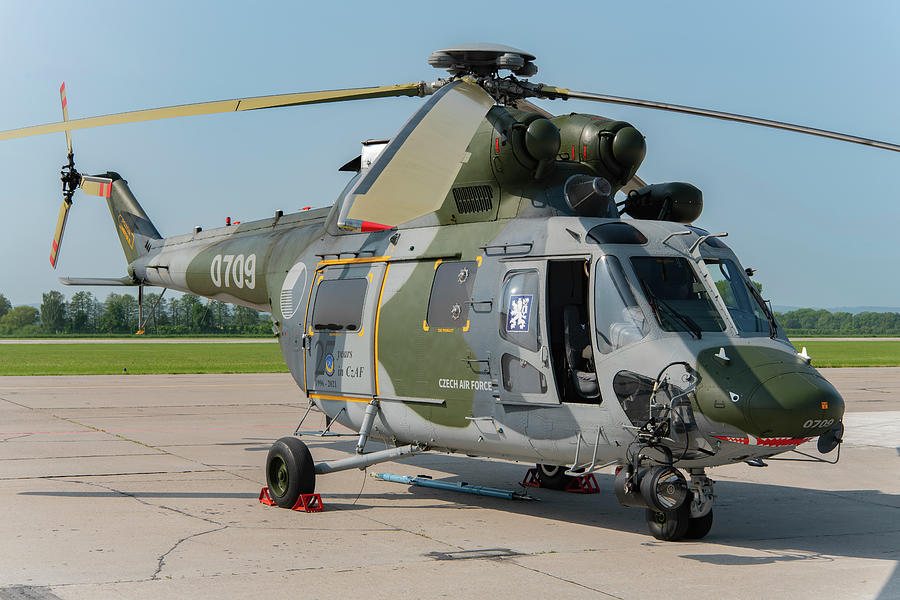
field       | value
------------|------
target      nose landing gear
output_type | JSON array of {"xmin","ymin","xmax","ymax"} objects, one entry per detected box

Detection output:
[{"xmin": 637, "ymin": 468, "xmax": 716, "ymax": 541}]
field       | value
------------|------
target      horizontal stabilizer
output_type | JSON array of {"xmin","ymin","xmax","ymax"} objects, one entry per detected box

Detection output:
[{"xmin": 59, "ymin": 276, "xmax": 138, "ymax": 286}]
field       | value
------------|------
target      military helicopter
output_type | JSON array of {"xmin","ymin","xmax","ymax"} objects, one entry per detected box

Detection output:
[{"xmin": 3, "ymin": 43, "xmax": 898, "ymax": 541}]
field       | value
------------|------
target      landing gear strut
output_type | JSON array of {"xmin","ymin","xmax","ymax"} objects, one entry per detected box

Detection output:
[{"xmin": 266, "ymin": 402, "xmax": 427, "ymax": 510}]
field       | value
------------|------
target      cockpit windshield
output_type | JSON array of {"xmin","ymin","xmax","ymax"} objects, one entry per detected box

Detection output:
[
  {"xmin": 630, "ymin": 257, "xmax": 725, "ymax": 335},
  {"xmin": 705, "ymin": 258, "xmax": 776, "ymax": 336}
]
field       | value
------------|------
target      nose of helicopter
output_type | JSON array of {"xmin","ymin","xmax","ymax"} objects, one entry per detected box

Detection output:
[
  {"xmin": 693, "ymin": 346, "xmax": 845, "ymax": 438},
  {"xmin": 744, "ymin": 370, "xmax": 844, "ymax": 438}
]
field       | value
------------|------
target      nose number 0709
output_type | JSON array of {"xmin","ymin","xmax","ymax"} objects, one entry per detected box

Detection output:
[{"xmin": 210, "ymin": 253, "xmax": 256, "ymax": 289}]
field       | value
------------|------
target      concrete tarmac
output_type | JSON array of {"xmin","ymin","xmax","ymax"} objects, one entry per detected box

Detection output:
[
  {"xmin": 0, "ymin": 369, "xmax": 897, "ymax": 599},
  {"xmin": 0, "ymin": 338, "xmax": 275, "ymax": 344}
]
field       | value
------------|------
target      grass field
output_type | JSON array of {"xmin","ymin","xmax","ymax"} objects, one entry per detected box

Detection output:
[
  {"xmin": 0, "ymin": 340, "xmax": 898, "ymax": 375},
  {"xmin": 789, "ymin": 340, "xmax": 900, "ymax": 367},
  {"xmin": 0, "ymin": 343, "xmax": 289, "ymax": 375}
]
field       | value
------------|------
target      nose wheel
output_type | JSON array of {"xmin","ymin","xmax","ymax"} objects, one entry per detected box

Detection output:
[
  {"xmin": 644, "ymin": 469, "xmax": 715, "ymax": 541},
  {"xmin": 645, "ymin": 497, "xmax": 714, "ymax": 541},
  {"xmin": 646, "ymin": 503, "xmax": 690, "ymax": 541}
]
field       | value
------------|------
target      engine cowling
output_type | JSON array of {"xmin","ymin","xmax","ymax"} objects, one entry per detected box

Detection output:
[{"xmin": 622, "ymin": 182, "xmax": 703, "ymax": 223}]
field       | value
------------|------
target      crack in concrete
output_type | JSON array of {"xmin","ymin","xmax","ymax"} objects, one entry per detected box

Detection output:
[
  {"xmin": 736, "ymin": 527, "xmax": 900, "ymax": 544},
  {"xmin": 67, "ymin": 479, "xmax": 232, "ymax": 581},
  {"xmin": 151, "ymin": 525, "xmax": 228, "ymax": 580},
  {"xmin": 506, "ymin": 558, "xmax": 625, "ymax": 598},
  {"xmin": 1, "ymin": 391, "xmax": 272, "ymax": 489},
  {"xmin": 69, "ymin": 479, "xmax": 223, "ymax": 525}
]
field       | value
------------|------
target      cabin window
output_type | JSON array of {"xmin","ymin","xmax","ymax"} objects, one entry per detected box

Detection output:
[
  {"xmin": 312, "ymin": 278, "xmax": 367, "ymax": 332},
  {"xmin": 630, "ymin": 256, "xmax": 726, "ymax": 333},
  {"xmin": 426, "ymin": 261, "xmax": 477, "ymax": 329},
  {"xmin": 499, "ymin": 270, "xmax": 540, "ymax": 352},
  {"xmin": 501, "ymin": 353, "xmax": 547, "ymax": 394},
  {"xmin": 594, "ymin": 255, "xmax": 649, "ymax": 354}
]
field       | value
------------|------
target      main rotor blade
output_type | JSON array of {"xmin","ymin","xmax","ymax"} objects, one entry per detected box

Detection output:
[
  {"xmin": 59, "ymin": 82, "xmax": 72, "ymax": 154},
  {"xmin": 50, "ymin": 200, "xmax": 71, "ymax": 269},
  {"xmin": 541, "ymin": 86, "xmax": 900, "ymax": 153},
  {"xmin": 0, "ymin": 83, "xmax": 424, "ymax": 141},
  {"xmin": 341, "ymin": 80, "xmax": 496, "ymax": 228}
]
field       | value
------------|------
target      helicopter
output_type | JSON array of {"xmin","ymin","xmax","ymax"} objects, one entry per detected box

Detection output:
[{"xmin": 3, "ymin": 43, "xmax": 897, "ymax": 541}]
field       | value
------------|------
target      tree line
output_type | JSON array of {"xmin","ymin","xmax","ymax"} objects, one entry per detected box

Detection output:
[
  {"xmin": 774, "ymin": 308, "xmax": 900, "ymax": 336},
  {"xmin": 1, "ymin": 290, "xmax": 897, "ymax": 337},
  {"xmin": 0, "ymin": 291, "xmax": 272, "ymax": 336}
]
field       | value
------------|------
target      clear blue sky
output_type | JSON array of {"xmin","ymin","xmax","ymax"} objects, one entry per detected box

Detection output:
[{"xmin": 1, "ymin": 1, "xmax": 898, "ymax": 309}]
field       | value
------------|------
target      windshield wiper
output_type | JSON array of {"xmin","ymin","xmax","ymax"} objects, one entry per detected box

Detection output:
[
  {"xmin": 745, "ymin": 280, "xmax": 777, "ymax": 339},
  {"xmin": 639, "ymin": 280, "xmax": 702, "ymax": 339}
]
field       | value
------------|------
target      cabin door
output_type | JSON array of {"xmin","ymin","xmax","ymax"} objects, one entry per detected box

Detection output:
[
  {"xmin": 304, "ymin": 261, "xmax": 386, "ymax": 399},
  {"xmin": 492, "ymin": 259, "xmax": 560, "ymax": 405}
]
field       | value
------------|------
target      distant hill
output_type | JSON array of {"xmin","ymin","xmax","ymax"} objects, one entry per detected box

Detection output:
[{"xmin": 774, "ymin": 305, "xmax": 900, "ymax": 315}]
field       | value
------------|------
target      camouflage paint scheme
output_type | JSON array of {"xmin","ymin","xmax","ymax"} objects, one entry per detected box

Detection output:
[{"xmin": 96, "ymin": 94, "xmax": 842, "ymax": 473}]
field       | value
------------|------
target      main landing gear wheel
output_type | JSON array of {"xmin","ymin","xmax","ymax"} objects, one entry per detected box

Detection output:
[
  {"xmin": 645, "ymin": 501, "xmax": 690, "ymax": 541},
  {"xmin": 683, "ymin": 509, "xmax": 714, "ymax": 540},
  {"xmin": 536, "ymin": 464, "xmax": 573, "ymax": 490},
  {"xmin": 266, "ymin": 437, "xmax": 315, "ymax": 508}
]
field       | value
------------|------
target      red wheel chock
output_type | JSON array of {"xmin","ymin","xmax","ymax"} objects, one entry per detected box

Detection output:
[
  {"xmin": 259, "ymin": 486, "xmax": 277, "ymax": 505},
  {"xmin": 258, "ymin": 487, "xmax": 326, "ymax": 512},
  {"xmin": 521, "ymin": 468, "xmax": 542, "ymax": 488},
  {"xmin": 564, "ymin": 473, "xmax": 599, "ymax": 494},
  {"xmin": 291, "ymin": 493, "xmax": 325, "ymax": 512},
  {"xmin": 520, "ymin": 468, "xmax": 600, "ymax": 494}
]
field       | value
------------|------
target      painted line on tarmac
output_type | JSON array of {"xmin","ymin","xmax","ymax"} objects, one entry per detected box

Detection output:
[
  {"xmin": 0, "ymin": 338, "xmax": 276, "ymax": 344},
  {"xmin": 0, "ymin": 426, "xmax": 341, "ymax": 437},
  {"xmin": 0, "ymin": 382, "xmax": 289, "ymax": 391}
]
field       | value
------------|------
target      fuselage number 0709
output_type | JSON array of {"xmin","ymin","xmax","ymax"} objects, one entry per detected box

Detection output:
[{"xmin": 210, "ymin": 254, "xmax": 256, "ymax": 289}]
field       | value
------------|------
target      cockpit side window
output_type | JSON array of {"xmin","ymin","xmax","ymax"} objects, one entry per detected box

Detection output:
[
  {"xmin": 594, "ymin": 255, "xmax": 649, "ymax": 354},
  {"xmin": 705, "ymin": 258, "xmax": 771, "ymax": 334},
  {"xmin": 630, "ymin": 257, "xmax": 726, "ymax": 333}
]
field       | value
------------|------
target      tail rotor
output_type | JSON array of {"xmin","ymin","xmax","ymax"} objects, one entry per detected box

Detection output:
[{"xmin": 51, "ymin": 83, "xmax": 112, "ymax": 269}]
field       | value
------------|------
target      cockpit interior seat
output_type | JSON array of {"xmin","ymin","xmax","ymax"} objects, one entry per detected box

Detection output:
[{"xmin": 563, "ymin": 304, "xmax": 600, "ymax": 398}]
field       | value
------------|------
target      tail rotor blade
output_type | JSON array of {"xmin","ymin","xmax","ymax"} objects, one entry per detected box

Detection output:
[
  {"xmin": 50, "ymin": 200, "xmax": 72, "ymax": 269},
  {"xmin": 59, "ymin": 82, "xmax": 72, "ymax": 155},
  {"xmin": 79, "ymin": 175, "xmax": 113, "ymax": 197}
]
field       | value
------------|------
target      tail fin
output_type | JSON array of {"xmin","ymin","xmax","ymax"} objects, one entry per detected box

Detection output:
[{"xmin": 101, "ymin": 171, "xmax": 161, "ymax": 264}]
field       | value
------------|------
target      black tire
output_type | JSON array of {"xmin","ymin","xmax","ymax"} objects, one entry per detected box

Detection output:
[
  {"xmin": 646, "ymin": 501, "xmax": 690, "ymax": 541},
  {"xmin": 537, "ymin": 464, "xmax": 573, "ymax": 490},
  {"xmin": 266, "ymin": 437, "xmax": 315, "ymax": 508},
  {"xmin": 683, "ymin": 509, "xmax": 714, "ymax": 540}
]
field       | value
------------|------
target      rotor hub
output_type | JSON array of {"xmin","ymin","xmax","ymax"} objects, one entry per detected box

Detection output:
[
  {"xmin": 428, "ymin": 43, "xmax": 537, "ymax": 78},
  {"xmin": 60, "ymin": 152, "xmax": 80, "ymax": 203}
]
